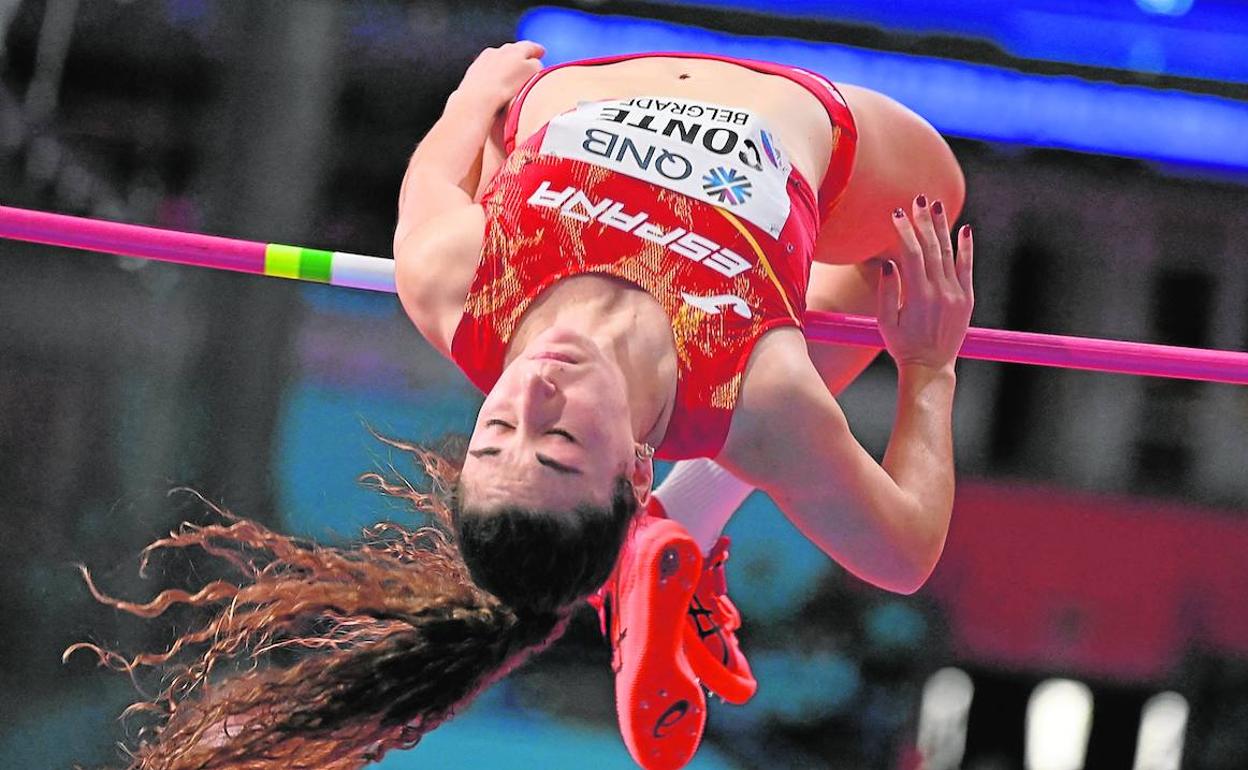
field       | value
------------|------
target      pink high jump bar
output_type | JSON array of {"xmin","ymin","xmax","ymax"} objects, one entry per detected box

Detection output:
[
  {"xmin": 0, "ymin": 204, "xmax": 268, "ymax": 273},
  {"xmin": 803, "ymin": 313, "xmax": 1248, "ymax": 385},
  {"xmin": 2, "ymin": 203, "xmax": 1246, "ymax": 385}
]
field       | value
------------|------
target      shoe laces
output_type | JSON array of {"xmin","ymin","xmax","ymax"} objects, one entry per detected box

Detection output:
[{"xmin": 693, "ymin": 537, "xmax": 741, "ymax": 634}]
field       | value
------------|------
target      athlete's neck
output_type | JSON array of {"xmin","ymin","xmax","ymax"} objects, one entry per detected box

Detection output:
[{"xmin": 507, "ymin": 276, "xmax": 675, "ymax": 446}]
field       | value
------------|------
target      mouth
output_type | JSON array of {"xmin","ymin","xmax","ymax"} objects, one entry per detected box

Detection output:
[{"xmin": 529, "ymin": 350, "xmax": 579, "ymax": 364}]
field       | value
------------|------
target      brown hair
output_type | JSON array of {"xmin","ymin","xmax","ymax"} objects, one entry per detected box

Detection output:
[{"xmin": 68, "ymin": 436, "xmax": 637, "ymax": 769}]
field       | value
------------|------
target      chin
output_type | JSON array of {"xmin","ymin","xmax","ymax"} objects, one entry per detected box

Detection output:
[{"xmin": 531, "ymin": 326, "xmax": 597, "ymax": 350}]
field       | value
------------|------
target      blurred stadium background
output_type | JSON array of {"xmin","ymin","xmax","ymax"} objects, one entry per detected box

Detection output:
[{"xmin": 1, "ymin": 1, "xmax": 1247, "ymax": 768}]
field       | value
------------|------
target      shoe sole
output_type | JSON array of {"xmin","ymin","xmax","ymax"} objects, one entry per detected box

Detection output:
[{"xmin": 616, "ymin": 520, "xmax": 706, "ymax": 770}]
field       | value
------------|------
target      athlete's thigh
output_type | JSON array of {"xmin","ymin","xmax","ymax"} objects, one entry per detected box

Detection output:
[
  {"xmin": 811, "ymin": 83, "xmax": 964, "ymax": 265},
  {"xmin": 805, "ymin": 261, "xmax": 883, "ymax": 394},
  {"xmin": 807, "ymin": 260, "xmax": 879, "ymax": 316}
]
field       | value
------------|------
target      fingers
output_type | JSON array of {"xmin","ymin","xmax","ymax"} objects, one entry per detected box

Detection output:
[
  {"xmin": 929, "ymin": 199, "xmax": 957, "ymax": 283},
  {"xmin": 510, "ymin": 41, "xmax": 545, "ymax": 79},
  {"xmin": 877, "ymin": 259, "xmax": 901, "ymax": 327},
  {"xmin": 909, "ymin": 195, "xmax": 944, "ymax": 282},
  {"xmin": 487, "ymin": 41, "xmax": 544, "ymax": 55},
  {"xmin": 511, "ymin": 40, "xmax": 546, "ymax": 60},
  {"xmin": 891, "ymin": 194, "xmax": 961, "ymax": 286},
  {"xmin": 889, "ymin": 207, "xmax": 925, "ymax": 284},
  {"xmin": 956, "ymin": 224, "xmax": 974, "ymax": 299},
  {"xmin": 476, "ymin": 41, "xmax": 545, "ymax": 67},
  {"xmin": 466, "ymin": 41, "xmax": 545, "ymax": 107},
  {"xmin": 497, "ymin": 40, "xmax": 545, "ymax": 64},
  {"xmin": 879, "ymin": 198, "xmax": 974, "ymax": 370}
]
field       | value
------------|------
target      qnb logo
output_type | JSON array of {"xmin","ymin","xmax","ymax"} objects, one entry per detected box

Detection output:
[
  {"xmin": 582, "ymin": 128, "xmax": 694, "ymax": 181},
  {"xmin": 652, "ymin": 699, "xmax": 691, "ymax": 739},
  {"xmin": 702, "ymin": 167, "xmax": 753, "ymax": 206},
  {"xmin": 527, "ymin": 181, "xmax": 752, "ymax": 279}
]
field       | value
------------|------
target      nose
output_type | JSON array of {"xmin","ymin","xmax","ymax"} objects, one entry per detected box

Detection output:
[{"xmin": 518, "ymin": 367, "xmax": 562, "ymax": 427}]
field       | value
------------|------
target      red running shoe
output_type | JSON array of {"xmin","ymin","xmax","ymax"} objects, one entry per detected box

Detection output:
[
  {"xmin": 593, "ymin": 515, "xmax": 706, "ymax": 770},
  {"xmin": 682, "ymin": 535, "xmax": 757, "ymax": 705}
]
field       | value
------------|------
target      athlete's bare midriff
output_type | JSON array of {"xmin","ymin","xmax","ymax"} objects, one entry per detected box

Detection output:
[{"xmin": 512, "ymin": 56, "xmax": 836, "ymax": 191}]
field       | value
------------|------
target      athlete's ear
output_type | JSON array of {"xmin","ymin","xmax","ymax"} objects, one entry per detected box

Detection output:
[{"xmin": 629, "ymin": 444, "xmax": 655, "ymax": 506}]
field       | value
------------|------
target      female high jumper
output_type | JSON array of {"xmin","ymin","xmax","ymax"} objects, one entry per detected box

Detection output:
[{"xmin": 75, "ymin": 41, "xmax": 970, "ymax": 770}]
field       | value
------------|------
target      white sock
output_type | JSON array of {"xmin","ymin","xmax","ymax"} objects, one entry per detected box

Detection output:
[{"xmin": 653, "ymin": 459, "xmax": 755, "ymax": 554}]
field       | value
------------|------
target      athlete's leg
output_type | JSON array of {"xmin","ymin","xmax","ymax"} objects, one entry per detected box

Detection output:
[
  {"xmin": 804, "ymin": 259, "xmax": 885, "ymax": 391},
  {"xmin": 654, "ymin": 459, "xmax": 753, "ymax": 554},
  {"xmin": 811, "ymin": 83, "xmax": 965, "ymax": 264}
]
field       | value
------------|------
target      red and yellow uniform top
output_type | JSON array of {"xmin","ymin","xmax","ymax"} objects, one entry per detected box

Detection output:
[{"xmin": 453, "ymin": 84, "xmax": 856, "ymax": 460}]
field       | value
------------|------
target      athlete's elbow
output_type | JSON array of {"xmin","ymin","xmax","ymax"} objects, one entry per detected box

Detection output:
[
  {"xmin": 392, "ymin": 239, "xmax": 445, "ymax": 345},
  {"xmin": 877, "ymin": 550, "xmax": 938, "ymax": 595},
  {"xmin": 887, "ymin": 507, "xmax": 950, "ymax": 595},
  {"xmin": 891, "ymin": 547, "xmax": 942, "ymax": 595},
  {"xmin": 393, "ymin": 238, "xmax": 423, "ymax": 306}
]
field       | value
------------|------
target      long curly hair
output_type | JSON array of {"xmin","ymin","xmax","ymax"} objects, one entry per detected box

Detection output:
[{"xmin": 67, "ymin": 435, "xmax": 638, "ymax": 769}]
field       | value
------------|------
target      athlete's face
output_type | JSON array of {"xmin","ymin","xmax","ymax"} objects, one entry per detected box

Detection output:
[{"xmin": 460, "ymin": 328, "xmax": 638, "ymax": 512}]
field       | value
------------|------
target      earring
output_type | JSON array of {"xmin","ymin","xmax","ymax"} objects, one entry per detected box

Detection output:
[{"xmin": 635, "ymin": 443, "xmax": 655, "ymax": 461}]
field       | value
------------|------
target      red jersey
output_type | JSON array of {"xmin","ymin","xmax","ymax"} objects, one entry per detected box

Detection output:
[{"xmin": 452, "ymin": 56, "xmax": 856, "ymax": 460}]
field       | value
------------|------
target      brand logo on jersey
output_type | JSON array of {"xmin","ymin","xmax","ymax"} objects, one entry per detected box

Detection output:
[
  {"xmin": 681, "ymin": 292, "xmax": 753, "ymax": 319},
  {"xmin": 527, "ymin": 180, "xmax": 752, "ymax": 279},
  {"xmin": 702, "ymin": 167, "xmax": 752, "ymax": 206}
]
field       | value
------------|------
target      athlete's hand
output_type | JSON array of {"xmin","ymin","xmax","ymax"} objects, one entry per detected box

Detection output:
[
  {"xmin": 877, "ymin": 195, "xmax": 974, "ymax": 372},
  {"xmin": 454, "ymin": 41, "xmax": 545, "ymax": 113}
]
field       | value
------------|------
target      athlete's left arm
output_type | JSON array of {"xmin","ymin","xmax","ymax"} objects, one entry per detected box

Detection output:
[{"xmin": 812, "ymin": 83, "xmax": 965, "ymax": 264}]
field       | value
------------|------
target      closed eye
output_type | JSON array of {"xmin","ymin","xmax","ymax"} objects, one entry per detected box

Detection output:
[
  {"xmin": 467, "ymin": 447, "xmax": 583, "ymax": 475},
  {"xmin": 485, "ymin": 419, "xmax": 576, "ymax": 444}
]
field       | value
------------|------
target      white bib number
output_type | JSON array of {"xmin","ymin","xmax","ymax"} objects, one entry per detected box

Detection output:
[{"xmin": 539, "ymin": 97, "xmax": 794, "ymax": 238}]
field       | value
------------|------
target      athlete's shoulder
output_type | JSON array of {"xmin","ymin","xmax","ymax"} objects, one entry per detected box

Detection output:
[{"xmin": 721, "ymin": 328, "xmax": 824, "ymax": 443}]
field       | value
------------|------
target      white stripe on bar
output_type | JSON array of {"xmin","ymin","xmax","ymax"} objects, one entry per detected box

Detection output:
[{"xmin": 330, "ymin": 251, "xmax": 397, "ymax": 294}]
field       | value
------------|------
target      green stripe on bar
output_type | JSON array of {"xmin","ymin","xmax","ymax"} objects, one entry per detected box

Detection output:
[
  {"xmin": 265, "ymin": 244, "xmax": 332, "ymax": 283},
  {"xmin": 299, "ymin": 247, "xmax": 333, "ymax": 282}
]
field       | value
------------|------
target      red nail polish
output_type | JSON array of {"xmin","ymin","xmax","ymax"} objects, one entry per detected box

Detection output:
[
  {"xmin": 916, "ymin": 194, "xmax": 927, "ymax": 208},
  {"xmin": 893, "ymin": 208, "xmax": 905, "ymax": 218},
  {"xmin": 882, "ymin": 261, "xmax": 894, "ymax": 276},
  {"xmin": 931, "ymin": 200, "xmax": 943, "ymax": 215},
  {"xmin": 961, "ymin": 224, "xmax": 973, "ymax": 238}
]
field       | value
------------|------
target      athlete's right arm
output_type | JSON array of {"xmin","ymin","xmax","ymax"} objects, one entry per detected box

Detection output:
[{"xmin": 394, "ymin": 42, "xmax": 543, "ymax": 356}]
